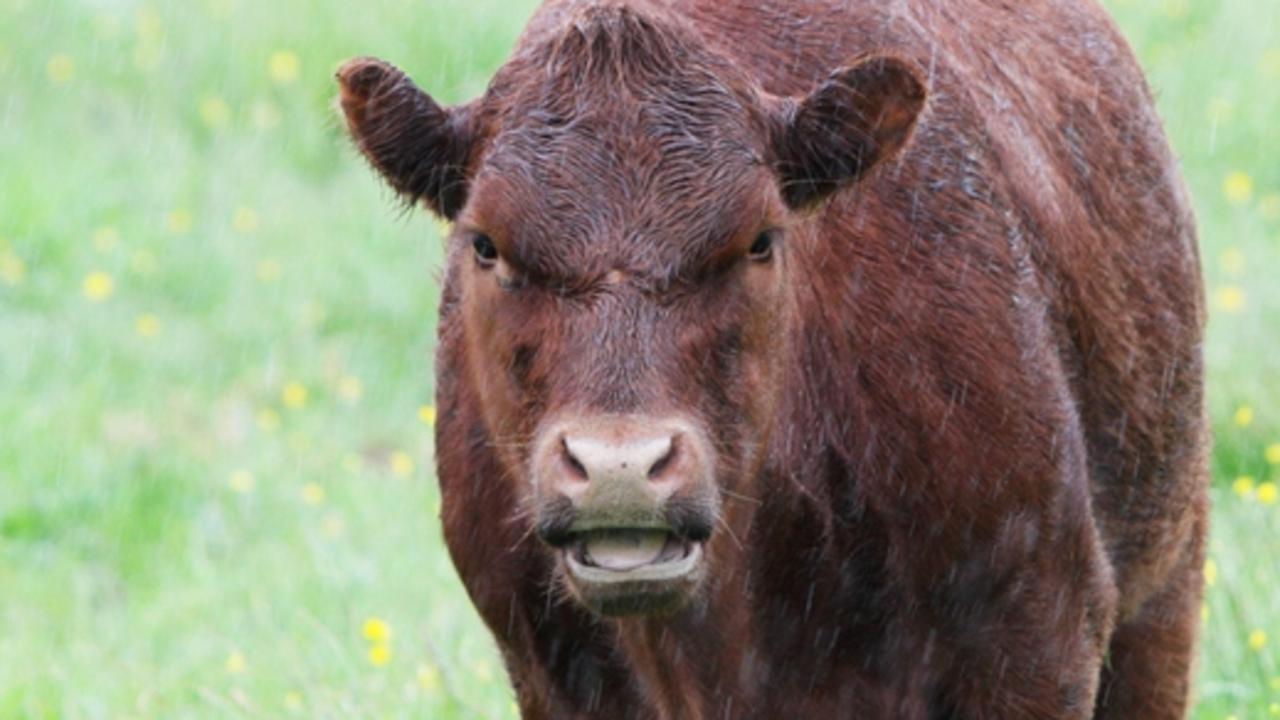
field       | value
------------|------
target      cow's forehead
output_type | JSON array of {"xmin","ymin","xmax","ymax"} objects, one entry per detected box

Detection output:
[
  {"xmin": 469, "ymin": 90, "xmax": 768, "ymax": 282},
  {"xmin": 459, "ymin": 4, "xmax": 778, "ymax": 281},
  {"xmin": 481, "ymin": 102, "xmax": 762, "ymax": 213}
]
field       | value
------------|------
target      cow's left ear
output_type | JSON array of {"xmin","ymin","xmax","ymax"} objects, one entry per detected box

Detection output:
[
  {"xmin": 336, "ymin": 57, "xmax": 478, "ymax": 219},
  {"xmin": 769, "ymin": 56, "xmax": 927, "ymax": 210}
]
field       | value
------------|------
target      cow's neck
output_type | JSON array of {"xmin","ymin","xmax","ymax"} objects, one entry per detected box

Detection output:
[
  {"xmin": 596, "ymin": 237, "xmax": 895, "ymax": 717},
  {"xmin": 610, "ymin": 546, "xmax": 756, "ymax": 719}
]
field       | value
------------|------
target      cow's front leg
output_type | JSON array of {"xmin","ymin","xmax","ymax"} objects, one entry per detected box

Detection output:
[{"xmin": 925, "ymin": 510, "xmax": 1118, "ymax": 719}]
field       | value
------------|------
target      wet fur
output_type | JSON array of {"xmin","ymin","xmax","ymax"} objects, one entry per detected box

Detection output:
[{"xmin": 340, "ymin": 0, "xmax": 1208, "ymax": 718}]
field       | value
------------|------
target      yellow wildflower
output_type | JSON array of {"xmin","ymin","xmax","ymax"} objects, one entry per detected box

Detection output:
[
  {"xmin": 368, "ymin": 643, "xmax": 392, "ymax": 667},
  {"xmin": 228, "ymin": 470, "xmax": 255, "ymax": 494},
  {"xmin": 1214, "ymin": 286, "xmax": 1246, "ymax": 314},
  {"xmin": 1234, "ymin": 406, "xmax": 1254, "ymax": 428},
  {"xmin": 1218, "ymin": 247, "xmax": 1245, "ymax": 277},
  {"xmin": 1261, "ymin": 193, "xmax": 1280, "ymax": 221},
  {"xmin": 1249, "ymin": 629, "xmax": 1268, "ymax": 651},
  {"xmin": 418, "ymin": 405, "xmax": 437, "ymax": 426},
  {"xmin": 207, "ymin": 0, "xmax": 234, "ymax": 19},
  {"xmin": 1199, "ymin": 602, "xmax": 1208, "ymax": 622},
  {"xmin": 474, "ymin": 661, "xmax": 494, "ymax": 683},
  {"xmin": 268, "ymin": 50, "xmax": 300, "ymax": 84},
  {"xmin": 130, "ymin": 249, "xmax": 158, "ymax": 276},
  {"xmin": 1233, "ymin": 476, "xmax": 1256, "ymax": 498},
  {"xmin": 232, "ymin": 207, "xmax": 259, "ymax": 234},
  {"xmin": 282, "ymin": 382, "xmax": 308, "ymax": 409},
  {"xmin": 1258, "ymin": 483, "xmax": 1278, "ymax": 506},
  {"xmin": 284, "ymin": 692, "xmax": 303, "ymax": 711},
  {"xmin": 135, "ymin": 313, "xmax": 161, "ymax": 338},
  {"xmin": 1223, "ymin": 172, "xmax": 1254, "ymax": 207},
  {"xmin": 1203, "ymin": 559, "xmax": 1217, "ymax": 587},
  {"xmin": 1206, "ymin": 97, "xmax": 1233, "ymax": 125},
  {"xmin": 225, "ymin": 650, "xmax": 246, "ymax": 674},
  {"xmin": 132, "ymin": 42, "xmax": 163, "ymax": 73},
  {"xmin": 1262, "ymin": 49, "xmax": 1280, "ymax": 79},
  {"xmin": 0, "ymin": 251, "xmax": 24, "ymax": 286},
  {"xmin": 256, "ymin": 407, "xmax": 281, "ymax": 432},
  {"xmin": 1159, "ymin": 0, "xmax": 1186, "ymax": 20},
  {"xmin": 93, "ymin": 14, "xmax": 123, "ymax": 39},
  {"xmin": 199, "ymin": 96, "xmax": 230, "ymax": 129},
  {"xmin": 1265, "ymin": 443, "xmax": 1280, "ymax": 465},
  {"xmin": 93, "ymin": 226, "xmax": 120, "ymax": 253},
  {"xmin": 135, "ymin": 7, "xmax": 163, "ymax": 41},
  {"xmin": 362, "ymin": 617, "xmax": 391, "ymax": 643},
  {"xmin": 338, "ymin": 375, "xmax": 363, "ymax": 404},
  {"xmin": 166, "ymin": 208, "xmax": 193, "ymax": 235},
  {"xmin": 322, "ymin": 513, "xmax": 345, "ymax": 538},
  {"xmin": 46, "ymin": 53, "xmax": 74, "ymax": 84},
  {"xmin": 83, "ymin": 271, "xmax": 114, "ymax": 301},
  {"xmin": 256, "ymin": 258, "xmax": 281, "ymax": 283},
  {"xmin": 301, "ymin": 483, "xmax": 325, "ymax": 506},
  {"xmin": 288, "ymin": 432, "xmax": 310, "ymax": 453},
  {"xmin": 391, "ymin": 451, "xmax": 414, "ymax": 478},
  {"xmin": 303, "ymin": 301, "xmax": 326, "ymax": 328},
  {"xmin": 251, "ymin": 99, "xmax": 282, "ymax": 131},
  {"xmin": 417, "ymin": 664, "xmax": 441, "ymax": 692},
  {"xmin": 342, "ymin": 453, "xmax": 363, "ymax": 474}
]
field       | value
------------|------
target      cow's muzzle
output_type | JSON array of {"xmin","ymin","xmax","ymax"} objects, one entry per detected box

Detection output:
[{"xmin": 532, "ymin": 415, "xmax": 718, "ymax": 616}]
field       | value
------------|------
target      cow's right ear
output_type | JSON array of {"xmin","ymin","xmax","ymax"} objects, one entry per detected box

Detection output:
[
  {"xmin": 336, "ymin": 57, "xmax": 477, "ymax": 220},
  {"xmin": 769, "ymin": 56, "xmax": 926, "ymax": 211}
]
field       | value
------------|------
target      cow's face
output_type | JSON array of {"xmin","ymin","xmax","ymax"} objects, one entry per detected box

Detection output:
[
  {"xmin": 453, "ymin": 129, "xmax": 790, "ymax": 616},
  {"xmin": 338, "ymin": 8, "xmax": 924, "ymax": 617}
]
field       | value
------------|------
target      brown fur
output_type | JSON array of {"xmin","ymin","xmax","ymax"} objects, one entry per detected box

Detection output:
[{"xmin": 338, "ymin": 0, "xmax": 1207, "ymax": 717}]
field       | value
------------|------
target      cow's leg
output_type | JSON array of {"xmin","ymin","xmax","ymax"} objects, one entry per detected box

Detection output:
[
  {"xmin": 927, "ymin": 494, "xmax": 1121, "ymax": 720},
  {"xmin": 1091, "ymin": 519, "xmax": 1205, "ymax": 720},
  {"xmin": 943, "ymin": 597, "xmax": 1114, "ymax": 718}
]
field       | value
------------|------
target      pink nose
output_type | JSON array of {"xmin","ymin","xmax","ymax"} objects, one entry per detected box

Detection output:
[
  {"xmin": 558, "ymin": 431, "xmax": 678, "ymax": 500},
  {"xmin": 533, "ymin": 416, "xmax": 714, "ymax": 531}
]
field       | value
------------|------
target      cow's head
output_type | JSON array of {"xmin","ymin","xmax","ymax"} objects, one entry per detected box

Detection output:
[{"xmin": 338, "ymin": 6, "xmax": 924, "ymax": 617}]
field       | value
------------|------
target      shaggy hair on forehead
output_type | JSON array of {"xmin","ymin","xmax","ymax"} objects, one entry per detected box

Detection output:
[
  {"xmin": 485, "ymin": 3, "xmax": 761, "ymax": 138},
  {"xmin": 470, "ymin": 4, "xmax": 771, "ymax": 285}
]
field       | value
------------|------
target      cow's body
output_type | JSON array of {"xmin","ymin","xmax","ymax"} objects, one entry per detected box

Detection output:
[{"xmin": 341, "ymin": 0, "xmax": 1206, "ymax": 717}]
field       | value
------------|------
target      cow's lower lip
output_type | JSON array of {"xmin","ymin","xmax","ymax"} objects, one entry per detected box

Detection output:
[{"xmin": 561, "ymin": 529, "xmax": 705, "ymax": 614}]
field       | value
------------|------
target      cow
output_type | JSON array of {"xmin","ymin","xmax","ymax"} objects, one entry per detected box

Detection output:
[{"xmin": 336, "ymin": 0, "xmax": 1207, "ymax": 717}]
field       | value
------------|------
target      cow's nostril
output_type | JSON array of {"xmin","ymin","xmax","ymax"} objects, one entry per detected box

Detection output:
[
  {"xmin": 647, "ymin": 436, "xmax": 678, "ymax": 481},
  {"xmin": 560, "ymin": 437, "xmax": 590, "ymax": 481}
]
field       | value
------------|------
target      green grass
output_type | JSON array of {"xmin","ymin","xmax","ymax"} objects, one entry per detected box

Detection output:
[{"xmin": 0, "ymin": 0, "xmax": 1276, "ymax": 717}]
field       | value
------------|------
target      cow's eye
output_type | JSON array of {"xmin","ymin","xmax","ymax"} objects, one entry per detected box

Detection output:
[
  {"xmin": 748, "ymin": 231, "xmax": 777, "ymax": 262},
  {"xmin": 472, "ymin": 234, "xmax": 499, "ymax": 267}
]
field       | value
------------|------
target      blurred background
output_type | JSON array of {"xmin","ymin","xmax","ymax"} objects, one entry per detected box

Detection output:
[{"xmin": 0, "ymin": 0, "xmax": 1275, "ymax": 717}]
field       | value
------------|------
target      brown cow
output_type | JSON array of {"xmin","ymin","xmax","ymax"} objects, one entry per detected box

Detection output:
[{"xmin": 337, "ymin": 0, "xmax": 1207, "ymax": 717}]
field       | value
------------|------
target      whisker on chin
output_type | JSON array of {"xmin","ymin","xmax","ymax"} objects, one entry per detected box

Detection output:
[
  {"xmin": 716, "ymin": 514, "xmax": 745, "ymax": 552},
  {"xmin": 721, "ymin": 488, "xmax": 762, "ymax": 506},
  {"xmin": 504, "ymin": 497, "xmax": 545, "ymax": 552},
  {"xmin": 507, "ymin": 517, "xmax": 540, "ymax": 553}
]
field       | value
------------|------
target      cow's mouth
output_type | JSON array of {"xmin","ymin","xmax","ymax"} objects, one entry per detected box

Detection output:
[
  {"xmin": 561, "ymin": 529, "xmax": 705, "ymax": 616},
  {"xmin": 567, "ymin": 529, "xmax": 699, "ymax": 572}
]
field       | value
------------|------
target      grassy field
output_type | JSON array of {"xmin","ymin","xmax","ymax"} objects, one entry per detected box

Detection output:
[{"xmin": 0, "ymin": 0, "xmax": 1276, "ymax": 717}]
